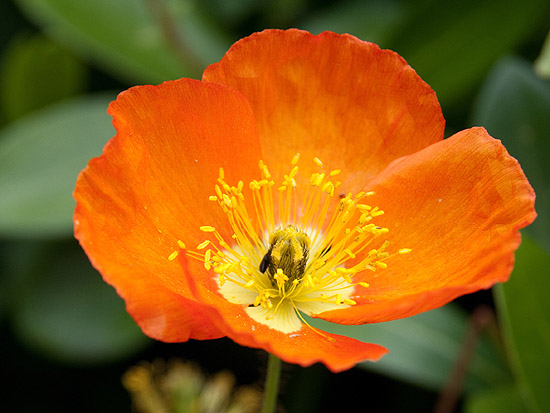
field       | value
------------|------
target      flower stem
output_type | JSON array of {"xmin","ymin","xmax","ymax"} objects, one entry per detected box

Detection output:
[{"xmin": 261, "ymin": 353, "xmax": 282, "ymax": 413}]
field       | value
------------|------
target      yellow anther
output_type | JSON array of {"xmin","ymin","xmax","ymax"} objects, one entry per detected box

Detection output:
[
  {"xmin": 200, "ymin": 226, "xmax": 216, "ymax": 232},
  {"xmin": 197, "ymin": 240, "xmax": 210, "ymax": 250},
  {"xmin": 321, "ymin": 181, "xmax": 332, "ymax": 193},
  {"xmin": 259, "ymin": 160, "xmax": 271, "ymax": 179},
  {"xmin": 214, "ymin": 263, "xmax": 230, "ymax": 273},
  {"xmin": 168, "ymin": 251, "xmax": 179, "ymax": 261},
  {"xmin": 291, "ymin": 153, "xmax": 300, "ymax": 165},
  {"xmin": 344, "ymin": 299, "xmax": 357, "ymax": 305},
  {"xmin": 209, "ymin": 195, "xmax": 218, "ymax": 201},
  {"xmin": 222, "ymin": 194, "xmax": 232, "ymax": 208},
  {"xmin": 313, "ymin": 157, "xmax": 323, "ymax": 167},
  {"xmin": 375, "ymin": 261, "xmax": 388, "ymax": 269},
  {"xmin": 309, "ymin": 173, "xmax": 318, "ymax": 185},
  {"xmin": 357, "ymin": 205, "xmax": 372, "ymax": 213},
  {"xmin": 275, "ymin": 268, "xmax": 288, "ymax": 282},
  {"xmin": 177, "ymin": 240, "xmax": 186, "ymax": 249},
  {"xmin": 329, "ymin": 169, "xmax": 341, "ymax": 176},
  {"xmin": 314, "ymin": 173, "xmax": 325, "ymax": 186},
  {"xmin": 336, "ymin": 294, "xmax": 342, "ymax": 304},
  {"xmin": 219, "ymin": 167, "xmax": 225, "ymax": 180},
  {"xmin": 359, "ymin": 282, "xmax": 370, "ymax": 288},
  {"xmin": 399, "ymin": 248, "xmax": 412, "ymax": 254}
]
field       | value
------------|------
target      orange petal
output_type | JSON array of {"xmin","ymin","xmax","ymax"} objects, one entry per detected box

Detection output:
[
  {"xmin": 319, "ymin": 127, "xmax": 536, "ymax": 324},
  {"xmin": 74, "ymin": 78, "xmax": 262, "ymax": 340},
  {"xmin": 203, "ymin": 29, "xmax": 444, "ymax": 188},
  {"xmin": 115, "ymin": 270, "xmax": 224, "ymax": 342},
  {"xmin": 180, "ymin": 255, "xmax": 387, "ymax": 372}
]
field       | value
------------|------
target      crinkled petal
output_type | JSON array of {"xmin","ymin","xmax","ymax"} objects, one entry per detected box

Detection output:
[
  {"xmin": 319, "ymin": 127, "xmax": 536, "ymax": 324},
  {"xmin": 74, "ymin": 78, "xmax": 262, "ymax": 340},
  {"xmin": 119, "ymin": 272, "xmax": 224, "ymax": 341},
  {"xmin": 203, "ymin": 29, "xmax": 444, "ymax": 188}
]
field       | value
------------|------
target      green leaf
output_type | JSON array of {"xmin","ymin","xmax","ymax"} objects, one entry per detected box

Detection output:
[
  {"xmin": 494, "ymin": 237, "xmax": 550, "ymax": 413},
  {"xmin": 471, "ymin": 56, "xmax": 550, "ymax": 252},
  {"xmin": 12, "ymin": 240, "xmax": 150, "ymax": 364},
  {"xmin": 0, "ymin": 93, "xmax": 115, "ymax": 238},
  {"xmin": 302, "ymin": 0, "xmax": 405, "ymax": 46},
  {"xmin": 387, "ymin": 0, "xmax": 549, "ymax": 110},
  {"xmin": 0, "ymin": 240, "xmax": 44, "ymax": 319},
  {"xmin": 0, "ymin": 33, "xmax": 86, "ymax": 121},
  {"xmin": 15, "ymin": 0, "xmax": 231, "ymax": 83},
  {"xmin": 464, "ymin": 384, "xmax": 529, "ymax": 413},
  {"xmin": 534, "ymin": 31, "xmax": 550, "ymax": 79},
  {"xmin": 197, "ymin": 0, "xmax": 262, "ymax": 26},
  {"xmin": 306, "ymin": 304, "xmax": 510, "ymax": 392}
]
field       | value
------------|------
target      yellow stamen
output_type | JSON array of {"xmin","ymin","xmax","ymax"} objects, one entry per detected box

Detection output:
[
  {"xmin": 175, "ymin": 155, "xmax": 408, "ymax": 337},
  {"xmin": 168, "ymin": 251, "xmax": 179, "ymax": 261}
]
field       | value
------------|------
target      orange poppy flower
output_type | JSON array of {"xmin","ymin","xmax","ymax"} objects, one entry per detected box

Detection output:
[{"xmin": 74, "ymin": 29, "xmax": 536, "ymax": 372}]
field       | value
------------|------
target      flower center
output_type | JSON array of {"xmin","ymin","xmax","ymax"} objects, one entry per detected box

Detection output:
[
  {"xmin": 261, "ymin": 225, "xmax": 310, "ymax": 286},
  {"xmin": 171, "ymin": 154, "xmax": 410, "ymax": 335}
]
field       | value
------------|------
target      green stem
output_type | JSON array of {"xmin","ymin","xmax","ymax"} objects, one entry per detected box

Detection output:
[{"xmin": 261, "ymin": 353, "xmax": 282, "ymax": 413}]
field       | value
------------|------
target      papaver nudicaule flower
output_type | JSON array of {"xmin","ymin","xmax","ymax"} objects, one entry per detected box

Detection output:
[{"xmin": 74, "ymin": 29, "xmax": 536, "ymax": 372}]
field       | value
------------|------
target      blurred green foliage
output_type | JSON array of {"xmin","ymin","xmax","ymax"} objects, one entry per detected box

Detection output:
[
  {"xmin": 495, "ymin": 237, "xmax": 550, "ymax": 413},
  {"xmin": 1, "ymin": 0, "xmax": 548, "ymax": 412}
]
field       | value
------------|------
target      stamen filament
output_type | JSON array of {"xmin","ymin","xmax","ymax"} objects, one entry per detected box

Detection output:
[{"xmin": 171, "ymin": 155, "xmax": 407, "ymax": 336}]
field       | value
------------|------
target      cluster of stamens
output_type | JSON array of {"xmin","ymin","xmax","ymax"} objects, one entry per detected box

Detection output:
[{"xmin": 169, "ymin": 154, "xmax": 410, "ymax": 334}]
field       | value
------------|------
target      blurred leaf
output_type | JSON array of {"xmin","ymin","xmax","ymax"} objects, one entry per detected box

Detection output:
[
  {"xmin": 12, "ymin": 240, "xmax": 150, "ymax": 364},
  {"xmin": 307, "ymin": 304, "xmax": 510, "ymax": 392},
  {"xmin": 0, "ymin": 240, "xmax": 45, "ymax": 319},
  {"xmin": 261, "ymin": 0, "xmax": 308, "ymax": 28},
  {"xmin": 15, "ymin": 0, "xmax": 231, "ymax": 84},
  {"xmin": 471, "ymin": 56, "xmax": 550, "ymax": 252},
  {"xmin": 303, "ymin": 0, "xmax": 405, "ymax": 46},
  {"xmin": 0, "ymin": 93, "xmax": 115, "ymax": 238},
  {"xmin": 494, "ymin": 237, "xmax": 550, "ymax": 413},
  {"xmin": 0, "ymin": 33, "xmax": 86, "ymax": 121},
  {"xmin": 464, "ymin": 384, "xmax": 529, "ymax": 413},
  {"xmin": 198, "ymin": 0, "xmax": 261, "ymax": 26},
  {"xmin": 387, "ymin": 0, "xmax": 549, "ymax": 110},
  {"xmin": 534, "ymin": 30, "xmax": 550, "ymax": 79}
]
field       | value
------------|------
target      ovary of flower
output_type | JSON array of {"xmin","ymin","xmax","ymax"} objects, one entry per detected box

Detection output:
[{"xmin": 174, "ymin": 156, "xmax": 409, "ymax": 336}]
